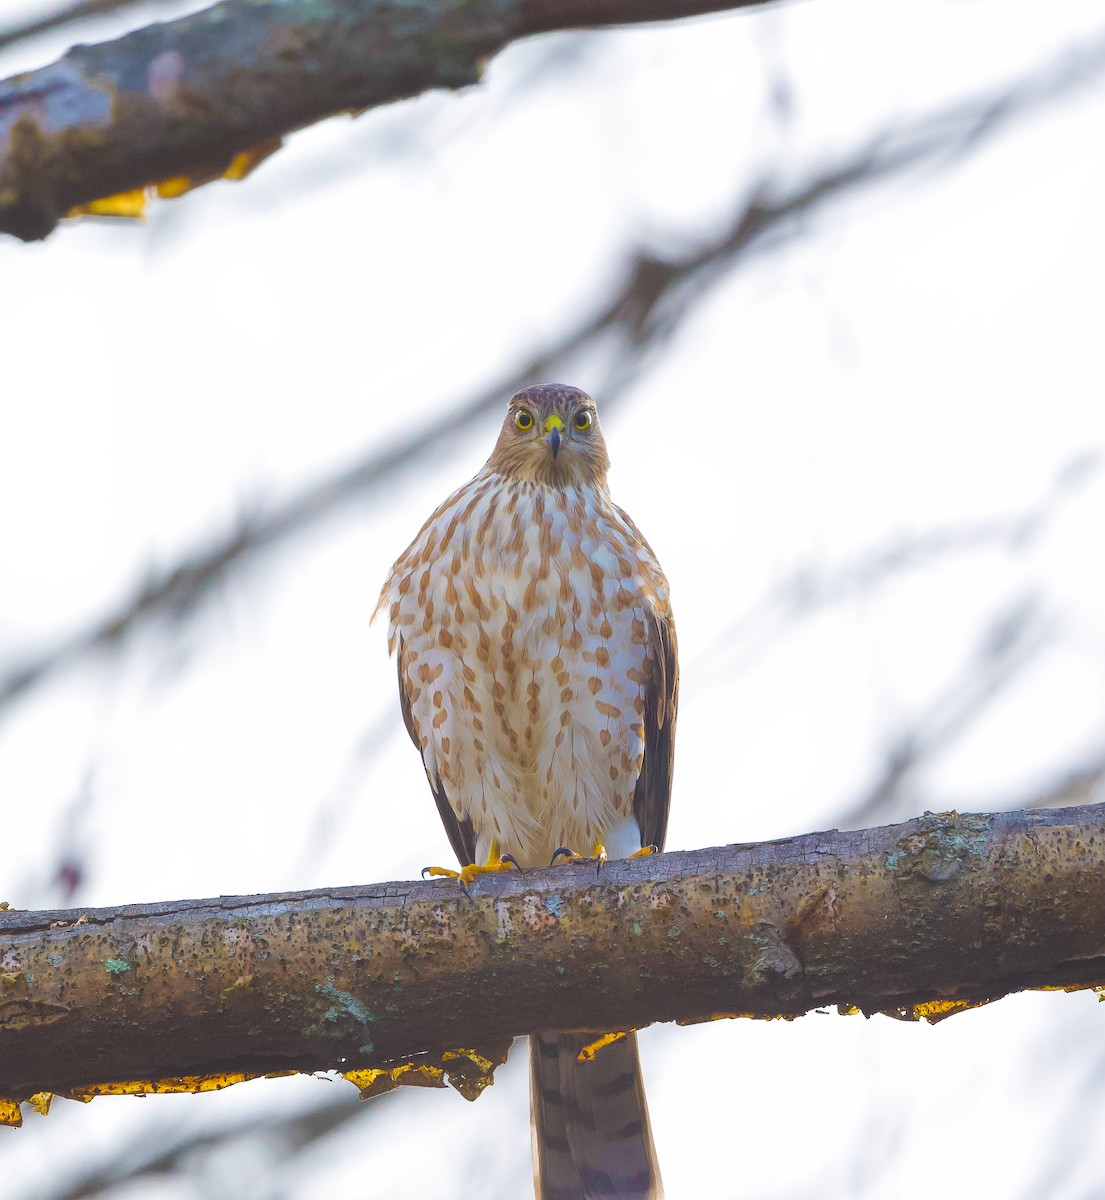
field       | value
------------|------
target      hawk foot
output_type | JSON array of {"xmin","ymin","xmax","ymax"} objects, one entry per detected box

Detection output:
[
  {"xmin": 422, "ymin": 843, "xmax": 520, "ymax": 895},
  {"xmin": 550, "ymin": 843, "xmax": 608, "ymax": 875},
  {"xmin": 550, "ymin": 843, "xmax": 657, "ymax": 873}
]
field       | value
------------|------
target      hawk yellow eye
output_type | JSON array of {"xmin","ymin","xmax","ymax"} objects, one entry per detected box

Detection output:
[
  {"xmin": 573, "ymin": 410, "xmax": 592, "ymax": 432},
  {"xmin": 515, "ymin": 409, "xmax": 534, "ymax": 431}
]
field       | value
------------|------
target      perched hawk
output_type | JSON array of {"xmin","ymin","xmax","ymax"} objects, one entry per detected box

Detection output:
[{"xmin": 377, "ymin": 384, "xmax": 677, "ymax": 1200}]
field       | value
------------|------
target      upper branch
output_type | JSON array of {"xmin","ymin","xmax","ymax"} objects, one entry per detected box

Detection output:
[
  {"xmin": 0, "ymin": 0, "xmax": 764, "ymax": 241},
  {"xmin": 3, "ymin": 802, "xmax": 1105, "ymax": 1106}
]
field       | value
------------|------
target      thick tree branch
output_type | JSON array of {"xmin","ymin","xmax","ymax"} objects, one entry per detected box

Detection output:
[
  {"xmin": 3, "ymin": 802, "xmax": 1105, "ymax": 1114},
  {"xmin": 0, "ymin": 0, "xmax": 764, "ymax": 241}
]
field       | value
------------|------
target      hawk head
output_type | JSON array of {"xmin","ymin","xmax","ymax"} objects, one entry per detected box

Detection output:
[{"xmin": 486, "ymin": 384, "xmax": 611, "ymax": 487}]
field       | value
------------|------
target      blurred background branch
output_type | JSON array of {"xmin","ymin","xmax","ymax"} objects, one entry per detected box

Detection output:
[
  {"xmin": 27, "ymin": 1093, "xmax": 370, "ymax": 1200},
  {"xmin": 3, "ymin": 29, "xmax": 1102, "ymax": 721}
]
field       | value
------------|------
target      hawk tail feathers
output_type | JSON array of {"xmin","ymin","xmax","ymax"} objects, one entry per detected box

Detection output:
[{"xmin": 530, "ymin": 1032, "xmax": 663, "ymax": 1200}]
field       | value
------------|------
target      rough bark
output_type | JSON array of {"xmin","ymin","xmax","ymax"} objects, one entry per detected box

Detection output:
[
  {"xmin": 0, "ymin": 0, "xmax": 768, "ymax": 242},
  {"xmin": 3, "ymin": 801, "xmax": 1105, "ymax": 1116}
]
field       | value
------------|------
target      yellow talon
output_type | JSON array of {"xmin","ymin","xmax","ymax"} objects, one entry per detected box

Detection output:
[
  {"xmin": 550, "ymin": 842, "xmax": 609, "ymax": 872},
  {"xmin": 423, "ymin": 865, "xmax": 463, "ymax": 879},
  {"xmin": 550, "ymin": 842, "xmax": 656, "ymax": 873},
  {"xmin": 422, "ymin": 842, "xmax": 519, "ymax": 892}
]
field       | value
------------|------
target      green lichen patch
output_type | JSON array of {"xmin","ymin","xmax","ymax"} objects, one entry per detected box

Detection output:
[
  {"xmin": 316, "ymin": 976, "xmax": 374, "ymax": 1025},
  {"xmin": 886, "ymin": 812, "xmax": 991, "ymax": 883}
]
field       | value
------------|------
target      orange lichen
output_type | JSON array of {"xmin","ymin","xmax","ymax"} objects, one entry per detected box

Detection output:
[
  {"xmin": 343, "ymin": 1062, "xmax": 446, "ymax": 1100},
  {"xmin": 64, "ymin": 135, "xmax": 283, "ymax": 223},
  {"xmin": 1, "ymin": 1073, "xmax": 264, "ymax": 1126},
  {"xmin": 154, "ymin": 176, "xmax": 194, "ymax": 199},
  {"xmin": 577, "ymin": 1031, "xmax": 627, "ymax": 1062},
  {"xmin": 439, "ymin": 1045, "xmax": 510, "ymax": 1101},
  {"xmin": 66, "ymin": 188, "xmax": 147, "ymax": 219},
  {"xmin": 675, "ymin": 1012, "xmax": 799, "ymax": 1025},
  {"xmin": 63, "ymin": 1072, "xmax": 259, "ymax": 1101},
  {"xmin": 908, "ymin": 998, "xmax": 989, "ymax": 1023},
  {"xmin": 222, "ymin": 137, "xmax": 282, "ymax": 180}
]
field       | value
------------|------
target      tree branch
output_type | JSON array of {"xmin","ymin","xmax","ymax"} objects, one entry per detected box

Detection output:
[
  {"xmin": 3, "ymin": 802, "xmax": 1105, "ymax": 1114},
  {"xmin": 0, "ymin": 0, "xmax": 766, "ymax": 242}
]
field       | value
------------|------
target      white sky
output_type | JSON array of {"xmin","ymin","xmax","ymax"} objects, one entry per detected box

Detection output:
[{"xmin": 3, "ymin": 0, "xmax": 1105, "ymax": 1195}]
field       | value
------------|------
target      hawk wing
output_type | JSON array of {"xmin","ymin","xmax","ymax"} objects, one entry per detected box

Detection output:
[
  {"xmin": 633, "ymin": 608, "xmax": 678, "ymax": 853},
  {"xmin": 396, "ymin": 635, "xmax": 477, "ymax": 865}
]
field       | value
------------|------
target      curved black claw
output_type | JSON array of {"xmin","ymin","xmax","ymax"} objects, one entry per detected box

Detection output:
[
  {"xmin": 550, "ymin": 846, "xmax": 577, "ymax": 866},
  {"xmin": 500, "ymin": 853, "xmax": 524, "ymax": 873}
]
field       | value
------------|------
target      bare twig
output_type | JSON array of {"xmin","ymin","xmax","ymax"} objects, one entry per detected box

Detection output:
[{"xmin": 841, "ymin": 594, "xmax": 1053, "ymax": 827}]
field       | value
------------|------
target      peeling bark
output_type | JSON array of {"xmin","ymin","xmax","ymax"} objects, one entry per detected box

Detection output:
[
  {"xmin": 0, "ymin": 0, "xmax": 767, "ymax": 242},
  {"xmin": 3, "ymin": 802, "xmax": 1105, "ymax": 1110}
]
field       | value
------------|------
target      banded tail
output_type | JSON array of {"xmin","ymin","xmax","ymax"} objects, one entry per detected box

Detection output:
[{"xmin": 530, "ymin": 1032, "xmax": 663, "ymax": 1200}]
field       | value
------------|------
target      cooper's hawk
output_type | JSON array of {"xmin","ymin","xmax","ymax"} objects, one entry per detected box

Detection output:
[{"xmin": 377, "ymin": 383, "xmax": 677, "ymax": 1200}]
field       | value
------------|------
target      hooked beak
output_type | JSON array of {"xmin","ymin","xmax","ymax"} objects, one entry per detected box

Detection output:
[{"xmin": 543, "ymin": 414, "xmax": 565, "ymax": 458}]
